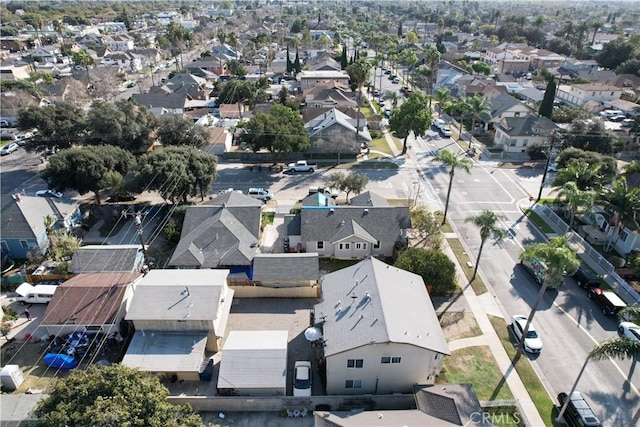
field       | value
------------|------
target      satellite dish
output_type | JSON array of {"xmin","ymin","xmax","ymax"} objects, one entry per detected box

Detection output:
[{"xmin": 304, "ymin": 327, "xmax": 323, "ymax": 342}]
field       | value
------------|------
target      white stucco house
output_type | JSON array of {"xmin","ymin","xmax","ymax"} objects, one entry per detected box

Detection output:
[
  {"xmin": 313, "ymin": 257, "xmax": 449, "ymax": 395},
  {"xmin": 555, "ymin": 83, "xmax": 622, "ymax": 108},
  {"xmin": 493, "ymin": 116, "xmax": 558, "ymax": 154}
]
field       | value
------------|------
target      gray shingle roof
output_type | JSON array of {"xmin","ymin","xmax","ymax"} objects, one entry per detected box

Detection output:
[
  {"xmin": 349, "ymin": 191, "xmax": 389, "ymax": 207},
  {"xmin": 415, "ymin": 384, "xmax": 493, "ymax": 426},
  {"xmin": 496, "ymin": 116, "xmax": 557, "ymax": 137},
  {"xmin": 252, "ymin": 253, "xmax": 319, "ymax": 282},
  {"xmin": 70, "ymin": 245, "xmax": 142, "ymax": 274},
  {"xmin": 125, "ymin": 269, "xmax": 229, "ymax": 321},
  {"xmin": 489, "ymin": 93, "xmax": 533, "ymax": 118},
  {"xmin": 314, "ymin": 257, "xmax": 449, "ymax": 357},
  {"xmin": 300, "ymin": 205, "xmax": 411, "ymax": 243}
]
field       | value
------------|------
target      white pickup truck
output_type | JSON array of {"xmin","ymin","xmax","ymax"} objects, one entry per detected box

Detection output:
[{"xmin": 287, "ymin": 160, "xmax": 317, "ymax": 173}]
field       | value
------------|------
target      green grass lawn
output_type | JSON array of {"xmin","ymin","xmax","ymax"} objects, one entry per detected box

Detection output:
[
  {"xmin": 319, "ymin": 258, "xmax": 360, "ymax": 272},
  {"xmin": 489, "ymin": 316, "xmax": 557, "ymax": 427},
  {"xmin": 446, "ymin": 238, "xmax": 489, "ymax": 295},
  {"xmin": 438, "ymin": 346, "xmax": 514, "ymax": 401},
  {"xmin": 434, "ymin": 212, "xmax": 454, "ymax": 233},
  {"xmin": 261, "ymin": 211, "xmax": 275, "ymax": 227},
  {"xmin": 368, "ymin": 136, "xmax": 393, "ymax": 156},
  {"xmin": 360, "ymin": 106, "xmax": 373, "ymax": 118},
  {"xmin": 523, "ymin": 209, "xmax": 555, "ymax": 234}
]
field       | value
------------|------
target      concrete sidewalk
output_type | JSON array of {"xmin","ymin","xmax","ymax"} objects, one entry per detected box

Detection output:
[{"xmin": 440, "ymin": 237, "xmax": 547, "ymax": 427}]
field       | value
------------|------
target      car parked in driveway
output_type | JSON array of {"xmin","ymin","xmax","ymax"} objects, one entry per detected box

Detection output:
[
  {"xmin": 511, "ymin": 315, "xmax": 543, "ymax": 354},
  {"xmin": 618, "ymin": 321, "xmax": 640, "ymax": 341},
  {"xmin": 0, "ymin": 142, "xmax": 19, "ymax": 155},
  {"xmin": 587, "ymin": 288, "xmax": 627, "ymax": 316},
  {"xmin": 293, "ymin": 361, "xmax": 312, "ymax": 396},
  {"xmin": 36, "ymin": 189, "xmax": 64, "ymax": 198}
]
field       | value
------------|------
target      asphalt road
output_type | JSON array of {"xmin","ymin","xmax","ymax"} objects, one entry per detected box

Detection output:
[
  {"xmin": 407, "ymin": 130, "xmax": 639, "ymax": 425},
  {"xmin": 0, "ymin": 147, "xmax": 48, "ymax": 196}
]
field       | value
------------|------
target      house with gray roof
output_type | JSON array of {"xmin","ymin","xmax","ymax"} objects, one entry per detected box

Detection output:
[
  {"xmin": 70, "ymin": 244, "xmax": 144, "ymax": 274},
  {"xmin": 494, "ymin": 116, "xmax": 558, "ymax": 154},
  {"xmin": 122, "ymin": 269, "xmax": 233, "ymax": 380},
  {"xmin": 304, "ymin": 107, "xmax": 371, "ymax": 155},
  {"xmin": 251, "ymin": 253, "xmax": 319, "ymax": 287},
  {"xmin": 168, "ymin": 192, "xmax": 262, "ymax": 270},
  {"xmin": 487, "ymin": 93, "xmax": 535, "ymax": 122},
  {"xmin": 0, "ymin": 194, "xmax": 83, "ymax": 260},
  {"xmin": 304, "ymin": 81, "xmax": 356, "ymax": 108},
  {"xmin": 294, "ymin": 191, "xmax": 410, "ymax": 259},
  {"xmin": 314, "ymin": 257, "xmax": 449, "ymax": 394}
]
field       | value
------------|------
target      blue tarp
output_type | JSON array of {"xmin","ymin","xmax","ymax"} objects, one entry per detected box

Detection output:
[{"xmin": 44, "ymin": 353, "xmax": 78, "ymax": 369}]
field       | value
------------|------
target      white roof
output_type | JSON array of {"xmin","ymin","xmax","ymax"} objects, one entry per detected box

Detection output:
[
  {"xmin": 122, "ymin": 331, "xmax": 207, "ymax": 373},
  {"xmin": 299, "ymin": 70, "xmax": 349, "ymax": 79},
  {"xmin": 217, "ymin": 330, "xmax": 288, "ymax": 390}
]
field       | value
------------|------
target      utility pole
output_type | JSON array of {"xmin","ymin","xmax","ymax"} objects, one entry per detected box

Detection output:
[
  {"xmin": 537, "ymin": 132, "xmax": 556, "ymax": 202},
  {"xmin": 134, "ymin": 213, "xmax": 150, "ymax": 268}
]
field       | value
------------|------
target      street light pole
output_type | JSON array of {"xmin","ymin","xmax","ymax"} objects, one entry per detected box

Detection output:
[
  {"xmin": 134, "ymin": 213, "xmax": 149, "ymax": 268},
  {"xmin": 537, "ymin": 133, "xmax": 556, "ymax": 202}
]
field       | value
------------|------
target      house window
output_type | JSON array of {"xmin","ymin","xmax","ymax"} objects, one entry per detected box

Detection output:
[
  {"xmin": 339, "ymin": 243, "xmax": 343, "ymax": 250},
  {"xmin": 20, "ymin": 240, "xmax": 28, "ymax": 249},
  {"xmin": 356, "ymin": 243, "xmax": 363, "ymax": 249},
  {"xmin": 346, "ymin": 380, "xmax": 362, "ymax": 388},
  {"xmin": 381, "ymin": 357, "xmax": 390, "ymax": 364},
  {"xmin": 362, "ymin": 243, "xmax": 367, "ymax": 249},
  {"xmin": 344, "ymin": 243, "xmax": 350, "ymax": 250},
  {"xmin": 374, "ymin": 241, "xmax": 380, "ymax": 249},
  {"xmin": 435, "ymin": 354, "xmax": 440, "ymax": 360},
  {"xmin": 523, "ymin": 138, "xmax": 529, "ymax": 145},
  {"xmin": 392, "ymin": 357, "xmax": 401, "ymax": 364},
  {"xmin": 514, "ymin": 112, "xmax": 521, "ymax": 117},
  {"xmin": 510, "ymin": 140, "xmax": 517, "ymax": 147},
  {"xmin": 620, "ymin": 231, "xmax": 629, "ymax": 242},
  {"xmin": 347, "ymin": 359, "xmax": 363, "ymax": 368},
  {"xmin": 317, "ymin": 241, "xmax": 324, "ymax": 249}
]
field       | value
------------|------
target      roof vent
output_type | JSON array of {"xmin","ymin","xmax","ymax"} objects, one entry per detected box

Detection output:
[
  {"xmin": 363, "ymin": 208, "xmax": 369, "ymax": 214},
  {"xmin": 365, "ymin": 291, "xmax": 371, "ymax": 299}
]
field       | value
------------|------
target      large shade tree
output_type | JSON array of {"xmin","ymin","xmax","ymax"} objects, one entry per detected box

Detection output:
[
  {"xmin": 465, "ymin": 210, "xmax": 507, "ymax": 280},
  {"xmin": 156, "ymin": 115, "xmax": 209, "ymax": 148},
  {"xmin": 598, "ymin": 177, "xmax": 640, "ymax": 252},
  {"xmin": 432, "ymin": 149, "xmax": 473, "ymax": 225},
  {"xmin": 395, "ymin": 247, "xmax": 456, "ymax": 295},
  {"xmin": 34, "ymin": 364, "xmax": 202, "ymax": 427},
  {"xmin": 240, "ymin": 104, "xmax": 309, "ymax": 162},
  {"xmin": 18, "ymin": 103, "xmax": 85, "ymax": 152},
  {"xmin": 41, "ymin": 145, "xmax": 136, "ymax": 205},
  {"xmin": 388, "ymin": 91, "xmax": 433, "ymax": 154},
  {"xmin": 517, "ymin": 235, "xmax": 580, "ymax": 355}
]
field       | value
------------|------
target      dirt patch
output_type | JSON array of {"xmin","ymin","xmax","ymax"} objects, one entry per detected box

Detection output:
[
  {"xmin": 439, "ymin": 312, "xmax": 481, "ymax": 341},
  {"xmin": 1, "ymin": 341, "xmax": 66, "ymax": 393}
]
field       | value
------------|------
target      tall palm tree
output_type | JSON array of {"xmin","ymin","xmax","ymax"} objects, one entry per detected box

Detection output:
[
  {"xmin": 453, "ymin": 97, "xmax": 471, "ymax": 142},
  {"xmin": 466, "ymin": 95, "xmax": 491, "ymax": 141},
  {"xmin": 53, "ymin": 19, "xmax": 64, "ymax": 48},
  {"xmin": 216, "ymin": 27, "xmax": 227, "ymax": 73},
  {"xmin": 553, "ymin": 160, "xmax": 602, "ymax": 191},
  {"xmin": 227, "ymin": 31, "xmax": 239, "ymax": 60},
  {"xmin": 517, "ymin": 235, "xmax": 580, "ymax": 355},
  {"xmin": 43, "ymin": 214, "xmax": 57, "ymax": 256},
  {"xmin": 433, "ymin": 87, "xmax": 452, "ymax": 115},
  {"xmin": 346, "ymin": 59, "xmax": 371, "ymax": 150},
  {"xmin": 423, "ymin": 47, "xmax": 441, "ymax": 100},
  {"xmin": 599, "ymin": 177, "xmax": 640, "ymax": 252},
  {"xmin": 465, "ymin": 210, "xmax": 507, "ymax": 280},
  {"xmin": 590, "ymin": 21, "xmax": 602, "ymax": 46},
  {"xmin": 432, "ymin": 149, "xmax": 473, "ymax": 225},
  {"xmin": 552, "ymin": 181, "xmax": 595, "ymax": 229}
]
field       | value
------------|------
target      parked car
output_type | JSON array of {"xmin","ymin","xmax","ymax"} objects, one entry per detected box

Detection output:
[
  {"xmin": 439, "ymin": 126, "xmax": 452, "ymax": 137},
  {"xmin": 511, "ymin": 315, "xmax": 543, "ymax": 354},
  {"xmin": 621, "ymin": 118, "xmax": 634, "ymax": 128},
  {"xmin": 106, "ymin": 192, "xmax": 136, "ymax": 202},
  {"xmin": 618, "ymin": 321, "xmax": 640, "ymax": 341},
  {"xmin": 432, "ymin": 118, "xmax": 446, "ymax": 130},
  {"xmin": 392, "ymin": 77, "xmax": 400, "ymax": 84},
  {"xmin": 293, "ymin": 361, "xmax": 312, "ymax": 396},
  {"xmin": 608, "ymin": 115, "xmax": 626, "ymax": 122},
  {"xmin": 587, "ymin": 288, "xmax": 627, "ymax": 316},
  {"xmin": 384, "ymin": 107, "xmax": 393, "ymax": 118},
  {"xmin": 247, "ymin": 187, "xmax": 274, "ymax": 201},
  {"xmin": 384, "ymin": 70, "xmax": 391, "ymax": 75},
  {"xmin": 557, "ymin": 392, "xmax": 602, "ymax": 427},
  {"xmin": 0, "ymin": 142, "xmax": 19, "ymax": 155},
  {"xmin": 547, "ymin": 163, "xmax": 559, "ymax": 172},
  {"xmin": 573, "ymin": 264, "xmax": 600, "ymax": 289},
  {"xmin": 36, "ymin": 189, "xmax": 64, "ymax": 198}
]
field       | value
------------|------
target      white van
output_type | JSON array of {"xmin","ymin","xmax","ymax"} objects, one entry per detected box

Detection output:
[
  {"xmin": 14, "ymin": 283, "xmax": 58, "ymax": 304},
  {"xmin": 599, "ymin": 109, "xmax": 623, "ymax": 118},
  {"xmin": 247, "ymin": 188, "xmax": 274, "ymax": 201}
]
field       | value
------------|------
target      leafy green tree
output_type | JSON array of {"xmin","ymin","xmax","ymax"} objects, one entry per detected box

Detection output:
[
  {"xmin": 226, "ymin": 59, "xmax": 247, "ymax": 77},
  {"xmin": 134, "ymin": 146, "xmax": 217, "ymax": 203},
  {"xmin": 156, "ymin": 115, "xmax": 208, "ymax": 148},
  {"xmin": 241, "ymin": 104, "xmax": 309, "ymax": 162},
  {"xmin": 538, "ymin": 76, "xmax": 556, "ymax": 119},
  {"xmin": 564, "ymin": 119, "xmax": 615, "ymax": 155},
  {"xmin": 34, "ymin": 364, "xmax": 201, "ymax": 427},
  {"xmin": 598, "ymin": 177, "xmax": 640, "ymax": 252},
  {"xmin": 85, "ymin": 100, "xmax": 157, "ymax": 152},
  {"xmin": 471, "ymin": 61, "xmax": 491, "ymax": 75},
  {"xmin": 395, "ymin": 247, "xmax": 456, "ymax": 295},
  {"xmin": 432, "ymin": 149, "xmax": 473, "ymax": 225},
  {"xmin": 389, "ymin": 91, "xmax": 432, "ymax": 154},
  {"xmin": 72, "ymin": 50, "xmax": 95, "ymax": 85},
  {"xmin": 340, "ymin": 45, "xmax": 348, "ymax": 69},
  {"xmin": 465, "ymin": 210, "xmax": 507, "ymax": 280},
  {"xmin": 595, "ymin": 37, "xmax": 636, "ymax": 70},
  {"xmin": 556, "ymin": 148, "xmax": 618, "ymax": 183},
  {"xmin": 278, "ymin": 85, "xmax": 290, "ymax": 105},
  {"xmin": 410, "ymin": 207, "xmax": 443, "ymax": 250},
  {"xmin": 552, "ymin": 181, "xmax": 595, "ymax": 228},
  {"xmin": 217, "ymin": 79, "xmax": 256, "ymax": 105},
  {"xmin": 433, "ymin": 87, "xmax": 452, "ymax": 115},
  {"xmin": 405, "ymin": 31, "xmax": 419, "ymax": 44},
  {"xmin": 166, "ymin": 21, "xmax": 190, "ymax": 70},
  {"xmin": 41, "ymin": 146, "xmax": 135, "ymax": 205},
  {"xmin": 466, "ymin": 95, "xmax": 491, "ymax": 138},
  {"xmin": 18, "ymin": 103, "xmax": 85, "ymax": 152},
  {"xmin": 342, "ymin": 172, "xmax": 369, "ymax": 202},
  {"xmin": 517, "ymin": 235, "xmax": 580, "ymax": 355}
]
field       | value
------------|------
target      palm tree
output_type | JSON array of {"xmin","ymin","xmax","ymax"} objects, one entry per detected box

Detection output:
[
  {"xmin": 227, "ymin": 31, "xmax": 239, "ymax": 60},
  {"xmin": 465, "ymin": 210, "xmax": 507, "ymax": 280},
  {"xmin": 517, "ymin": 235, "xmax": 581, "ymax": 355},
  {"xmin": 590, "ymin": 21, "xmax": 602, "ymax": 46},
  {"xmin": 346, "ymin": 59, "xmax": 371, "ymax": 152},
  {"xmin": 553, "ymin": 160, "xmax": 602, "ymax": 191},
  {"xmin": 466, "ymin": 95, "xmax": 491, "ymax": 142},
  {"xmin": 552, "ymin": 181, "xmax": 595, "ymax": 229},
  {"xmin": 423, "ymin": 46, "xmax": 441, "ymax": 101},
  {"xmin": 43, "ymin": 214, "xmax": 57, "ymax": 257},
  {"xmin": 53, "ymin": 19, "xmax": 64, "ymax": 48},
  {"xmin": 453, "ymin": 97, "xmax": 471, "ymax": 142},
  {"xmin": 599, "ymin": 177, "xmax": 640, "ymax": 252},
  {"xmin": 432, "ymin": 149, "xmax": 473, "ymax": 225},
  {"xmin": 433, "ymin": 87, "xmax": 452, "ymax": 115},
  {"xmin": 216, "ymin": 27, "xmax": 227, "ymax": 73}
]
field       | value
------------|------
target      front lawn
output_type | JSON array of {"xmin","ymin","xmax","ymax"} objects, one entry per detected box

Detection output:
[
  {"xmin": 446, "ymin": 238, "xmax": 488, "ymax": 295},
  {"xmin": 523, "ymin": 209, "xmax": 555, "ymax": 234},
  {"xmin": 368, "ymin": 136, "xmax": 393, "ymax": 156}
]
